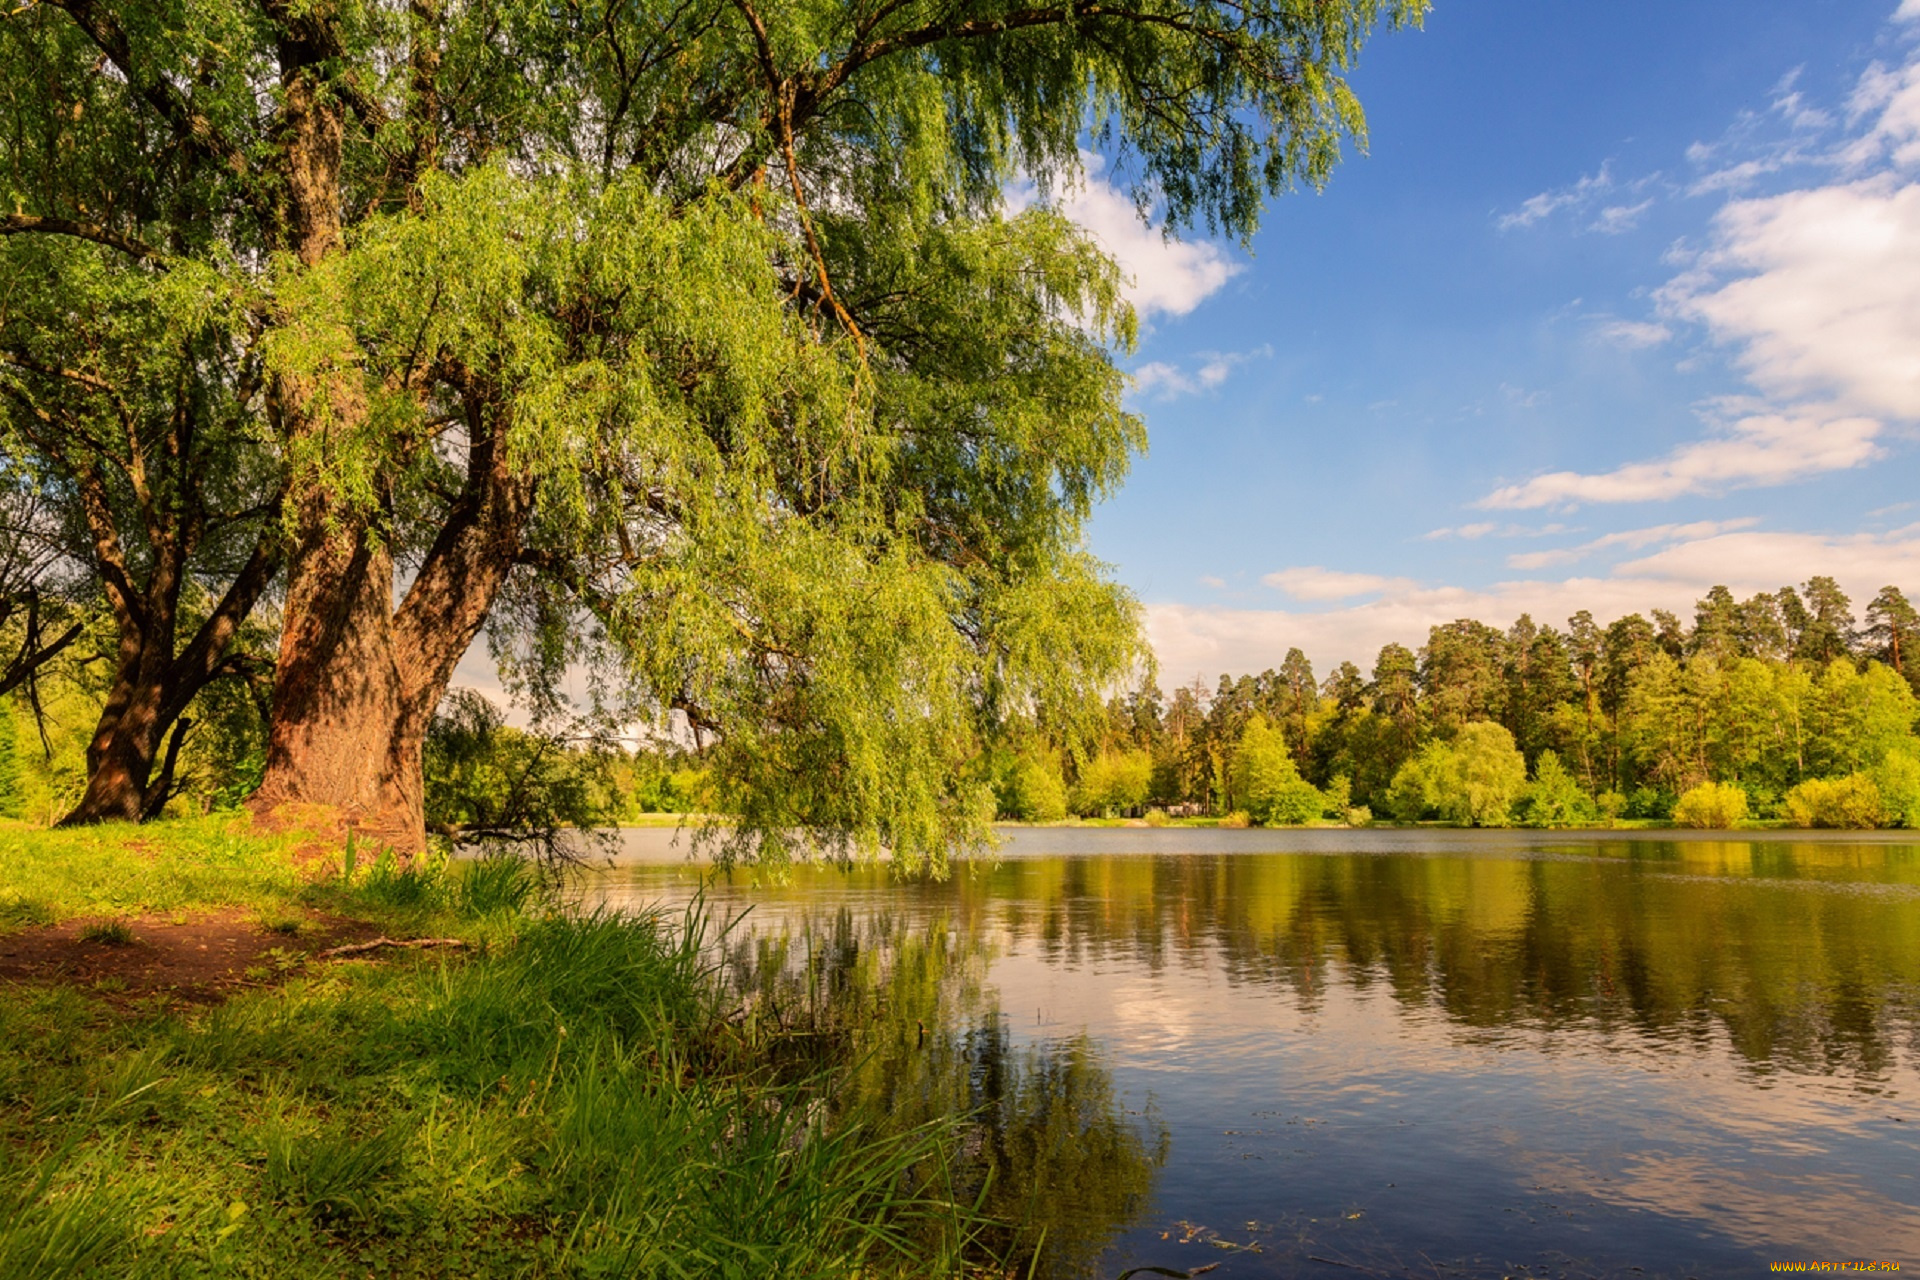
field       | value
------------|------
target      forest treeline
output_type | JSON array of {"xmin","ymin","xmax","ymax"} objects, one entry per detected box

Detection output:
[
  {"xmin": 7, "ymin": 576, "xmax": 1918, "ymax": 834},
  {"xmin": 999, "ymin": 577, "xmax": 1920, "ymax": 830}
]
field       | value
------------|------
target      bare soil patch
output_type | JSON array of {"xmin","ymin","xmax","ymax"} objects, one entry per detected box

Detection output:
[{"xmin": 0, "ymin": 909, "xmax": 386, "ymax": 1005}]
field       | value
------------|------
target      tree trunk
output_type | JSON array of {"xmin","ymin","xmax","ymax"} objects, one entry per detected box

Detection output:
[
  {"xmin": 248, "ymin": 394, "xmax": 535, "ymax": 854},
  {"xmin": 63, "ymin": 674, "xmax": 168, "ymax": 823},
  {"xmin": 248, "ymin": 460, "xmax": 535, "ymax": 853},
  {"xmin": 248, "ymin": 489, "xmax": 426, "ymax": 850},
  {"xmin": 60, "ymin": 532, "xmax": 181, "ymax": 825},
  {"xmin": 58, "ymin": 521, "xmax": 279, "ymax": 827},
  {"xmin": 244, "ymin": 49, "xmax": 431, "ymax": 847},
  {"xmin": 60, "ymin": 637, "xmax": 167, "ymax": 825}
]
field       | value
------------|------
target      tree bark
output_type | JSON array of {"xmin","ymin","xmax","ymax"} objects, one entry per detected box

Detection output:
[
  {"xmin": 60, "ymin": 531, "xmax": 281, "ymax": 826},
  {"xmin": 247, "ymin": 423, "xmax": 534, "ymax": 854},
  {"xmin": 248, "ymin": 307, "xmax": 533, "ymax": 852},
  {"xmin": 64, "ymin": 651, "xmax": 170, "ymax": 823},
  {"xmin": 247, "ymin": 481, "xmax": 425, "ymax": 849}
]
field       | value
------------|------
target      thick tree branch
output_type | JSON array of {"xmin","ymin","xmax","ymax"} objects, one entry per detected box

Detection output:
[
  {"xmin": 72, "ymin": 463, "xmax": 145, "ymax": 634},
  {"xmin": 0, "ymin": 610, "xmax": 84, "ymax": 700},
  {"xmin": 0, "ymin": 214, "xmax": 166, "ymax": 264},
  {"xmin": 392, "ymin": 403, "xmax": 536, "ymax": 717},
  {"xmin": 138, "ymin": 715, "xmax": 193, "ymax": 820},
  {"xmin": 159, "ymin": 515, "xmax": 285, "ymax": 727},
  {"xmin": 42, "ymin": 0, "xmax": 255, "ymax": 182}
]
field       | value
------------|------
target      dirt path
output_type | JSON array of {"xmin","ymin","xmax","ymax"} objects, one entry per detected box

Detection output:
[{"xmin": 0, "ymin": 909, "xmax": 386, "ymax": 1005}]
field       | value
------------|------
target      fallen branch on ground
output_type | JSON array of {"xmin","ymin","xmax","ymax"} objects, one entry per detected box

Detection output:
[{"xmin": 318, "ymin": 936, "xmax": 469, "ymax": 960}]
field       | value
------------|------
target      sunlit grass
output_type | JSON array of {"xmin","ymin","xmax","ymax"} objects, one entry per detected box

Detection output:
[
  {"xmin": 0, "ymin": 828, "xmax": 991, "ymax": 1278},
  {"xmin": 0, "ymin": 815, "xmax": 309, "ymax": 932}
]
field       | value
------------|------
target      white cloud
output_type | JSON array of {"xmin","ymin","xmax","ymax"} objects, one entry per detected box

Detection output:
[
  {"xmin": 1130, "ymin": 361, "xmax": 1194, "ymax": 397},
  {"xmin": 1504, "ymin": 518, "xmax": 1761, "ymax": 569},
  {"xmin": 1422, "ymin": 522, "xmax": 1571, "ymax": 541},
  {"xmin": 1047, "ymin": 155, "xmax": 1244, "ymax": 319},
  {"xmin": 1147, "ymin": 524, "xmax": 1920, "ymax": 676},
  {"xmin": 1594, "ymin": 319, "xmax": 1674, "ymax": 349},
  {"xmin": 1590, "ymin": 199, "xmax": 1653, "ymax": 234},
  {"xmin": 1261, "ymin": 566, "xmax": 1416, "ymax": 601},
  {"xmin": 1843, "ymin": 57, "xmax": 1920, "ymax": 169},
  {"xmin": 1687, "ymin": 156, "xmax": 1796, "ymax": 197},
  {"xmin": 1500, "ymin": 166, "xmax": 1666, "ymax": 232},
  {"xmin": 1422, "ymin": 522, "xmax": 1498, "ymax": 541},
  {"xmin": 1502, "ymin": 37, "xmax": 1920, "ymax": 513},
  {"xmin": 1478, "ymin": 406, "xmax": 1883, "ymax": 510},
  {"xmin": 1498, "ymin": 164, "xmax": 1614, "ymax": 230},
  {"xmin": 1661, "ymin": 176, "xmax": 1920, "ymax": 418},
  {"xmin": 1770, "ymin": 68, "xmax": 1836, "ymax": 132},
  {"xmin": 1613, "ymin": 525, "xmax": 1920, "ymax": 585},
  {"xmin": 1127, "ymin": 346, "xmax": 1271, "ymax": 400}
]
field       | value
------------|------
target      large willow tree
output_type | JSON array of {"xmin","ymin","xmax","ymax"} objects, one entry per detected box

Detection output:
[{"xmin": 0, "ymin": 0, "xmax": 1419, "ymax": 861}]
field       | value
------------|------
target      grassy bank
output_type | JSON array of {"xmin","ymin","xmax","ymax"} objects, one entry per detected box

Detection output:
[{"xmin": 0, "ymin": 821, "xmax": 984, "ymax": 1278}]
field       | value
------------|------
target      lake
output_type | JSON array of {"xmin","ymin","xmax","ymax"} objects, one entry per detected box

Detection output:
[{"xmin": 584, "ymin": 828, "xmax": 1920, "ymax": 1278}]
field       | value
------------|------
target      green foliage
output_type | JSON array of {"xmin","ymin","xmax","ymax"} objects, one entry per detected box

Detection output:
[
  {"xmin": 1870, "ymin": 751, "xmax": 1920, "ymax": 828},
  {"xmin": 1672, "ymin": 781, "xmax": 1751, "ymax": 830},
  {"xmin": 1229, "ymin": 715, "xmax": 1324, "ymax": 826},
  {"xmin": 1784, "ymin": 775, "xmax": 1887, "ymax": 829},
  {"xmin": 986, "ymin": 578, "xmax": 1920, "ymax": 828},
  {"xmin": 1383, "ymin": 723, "xmax": 1525, "ymax": 826},
  {"xmin": 1805, "ymin": 660, "xmax": 1919, "ymax": 775},
  {"xmin": 1447, "ymin": 722, "xmax": 1528, "ymax": 827},
  {"xmin": 1385, "ymin": 742, "xmax": 1451, "ymax": 822},
  {"xmin": 610, "ymin": 752, "xmax": 710, "ymax": 817},
  {"xmin": 1624, "ymin": 787, "xmax": 1677, "ymax": 821},
  {"xmin": 998, "ymin": 749, "xmax": 1069, "ymax": 823},
  {"xmin": 1322, "ymin": 774, "xmax": 1354, "ymax": 820},
  {"xmin": 1517, "ymin": 751, "xmax": 1596, "ymax": 829},
  {"xmin": 0, "ymin": 698, "xmax": 23, "ymax": 819},
  {"xmin": 0, "ymin": 678, "xmax": 94, "ymax": 826},
  {"xmin": 1070, "ymin": 747, "xmax": 1152, "ymax": 818},
  {"xmin": 423, "ymin": 689, "xmax": 615, "ymax": 853}
]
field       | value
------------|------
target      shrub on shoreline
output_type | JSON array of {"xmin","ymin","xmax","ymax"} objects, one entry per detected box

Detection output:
[
  {"xmin": 1784, "ymin": 775, "xmax": 1886, "ymax": 829},
  {"xmin": 1673, "ymin": 781, "xmax": 1751, "ymax": 829}
]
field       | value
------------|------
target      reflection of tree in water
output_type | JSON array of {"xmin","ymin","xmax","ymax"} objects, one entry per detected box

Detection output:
[
  {"xmin": 973, "ymin": 847, "xmax": 1920, "ymax": 1082},
  {"xmin": 718, "ymin": 905, "xmax": 1167, "ymax": 1278}
]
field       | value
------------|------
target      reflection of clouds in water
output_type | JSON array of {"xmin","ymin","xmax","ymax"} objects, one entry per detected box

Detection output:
[
  {"xmin": 987, "ymin": 942, "xmax": 1920, "ymax": 1264},
  {"xmin": 1528, "ymin": 1149, "xmax": 1920, "ymax": 1258},
  {"xmin": 1107, "ymin": 978, "xmax": 1199, "ymax": 1064},
  {"xmin": 585, "ymin": 838, "xmax": 1920, "ymax": 1272}
]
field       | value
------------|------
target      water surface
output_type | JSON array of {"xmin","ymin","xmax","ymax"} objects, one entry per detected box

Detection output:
[{"xmin": 587, "ymin": 828, "xmax": 1920, "ymax": 1278}]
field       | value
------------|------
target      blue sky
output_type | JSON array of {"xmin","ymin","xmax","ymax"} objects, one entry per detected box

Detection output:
[{"xmin": 1069, "ymin": 0, "xmax": 1920, "ymax": 682}]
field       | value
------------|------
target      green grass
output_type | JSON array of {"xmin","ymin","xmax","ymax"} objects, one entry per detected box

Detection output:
[
  {"xmin": 0, "ymin": 824, "xmax": 990, "ymax": 1278},
  {"xmin": 0, "ymin": 816, "xmax": 311, "ymax": 933},
  {"xmin": 75, "ymin": 919, "xmax": 138, "ymax": 945}
]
